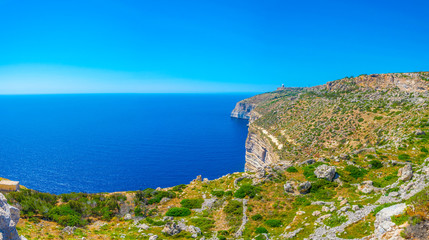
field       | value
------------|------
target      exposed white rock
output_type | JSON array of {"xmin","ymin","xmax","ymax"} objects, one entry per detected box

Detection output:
[
  {"xmin": 374, "ymin": 203, "xmax": 407, "ymax": 238},
  {"xmin": 0, "ymin": 193, "xmax": 22, "ymax": 240},
  {"xmin": 314, "ymin": 165, "xmax": 336, "ymax": 181},
  {"xmin": 398, "ymin": 164, "xmax": 413, "ymax": 181}
]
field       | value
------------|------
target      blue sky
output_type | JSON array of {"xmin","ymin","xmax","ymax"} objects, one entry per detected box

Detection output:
[{"xmin": 0, "ymin": 0, "xmax": 428, "ymax": 94}]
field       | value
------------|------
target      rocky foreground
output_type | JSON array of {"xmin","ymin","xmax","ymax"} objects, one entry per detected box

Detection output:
[{"xmin": 2, "ymin": 72, "xmax": 429, "ymax": 239}]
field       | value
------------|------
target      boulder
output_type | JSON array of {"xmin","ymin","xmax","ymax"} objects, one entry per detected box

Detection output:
[
  {"xmin": 62, "ymin": 226, "xmax": 76, "ymax": 235},
  {"xmin": 414, "ymin": 129, "xmax": 426, "ymax": 136},
  {"xmin": 314, "ymin": 165, "xmax": 336, "ymax": 181},
  {"xmin": 299, "ymin": 159, "xmax": 316, "ymax": 166},
  {"xmin": 283, "ymin": 182, "xmax": 294, "ymax": 193},
  {"xmin": 298, "ymin": 181, "xmax": 311, "ymax": 194},
  {"xmin": 187, "ymin": 225, "xmax": 201, "ymax": 238},
  {"xmin": 162, "ymin": 222, "xmax": 182, "ymax": 236},
  {"xmin": 358, "ymin": 180, "xmax": 376, "ymax": 194},
  {"xmin": 398, "ymin": 164, "xmax": 413, "ymax": 181},
  {"xmin": 148, "ymin": 235, "xmax": 158, "ymax": 240},
  {"xmin": 0, "ymin": 193, "xmax": 22, "ymax": 240},
  {"xmin": 339, "ymin": 154, "xmax": 350, "ymax": 160}
]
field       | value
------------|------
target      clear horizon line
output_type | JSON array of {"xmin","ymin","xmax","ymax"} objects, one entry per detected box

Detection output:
[{"xmin": 0, "ymin": 91, "xmax": 265, "ymax": 96}]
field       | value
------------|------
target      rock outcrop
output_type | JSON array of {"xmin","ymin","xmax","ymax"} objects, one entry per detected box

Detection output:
[
  {"xmin": 374, "ymin": 203, "xmax": 407, "ymax": 239},
  {"xmin": 244, "ymin": 129, "xmax": 279, "ymax": 172},
  {"xmin": 230, "ymin": 101, "xmax": 256, "ymax": 120},
  {"xmin": 314, "ymin": 165, "xmax": 336, "ymax": 181},
  {"xmin": 0, "ymin": 193, "xmax": 22, "ymax": 240},
  {"xmin": 398, "ymin": 164, "xmax": 413, "ymax": 181}
]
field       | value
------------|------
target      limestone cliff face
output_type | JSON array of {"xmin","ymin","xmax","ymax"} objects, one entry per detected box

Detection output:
[
  {"xmin": 244, "ymin": 128, "xmax": 280, "ymax": 172},
  {"xmin": 0, "ymin": 193, "xmax": 23, "ymax": 240},
  {"xmin": 230, "ymin": 101, "xmax": 255, "ymax": 120}
]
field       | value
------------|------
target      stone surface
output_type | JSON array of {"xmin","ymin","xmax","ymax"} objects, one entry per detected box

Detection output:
[
  {"xmin": 298, "ymin": 181, "xmax": 311, "ymax": 194},
  {"xmin": 283, "ymin": 182, "xmax": 294, "ymax": 193},
  {"xmin": 374, "ymin": 203, "xmax": 407, "ymax": 238},
  {"xmin": 398, "ymin": 164, "xmax": 413, "ymax": 181},
  {"xmin": 162, "ymin": 222, "xmax": 182, "ymax": 236},
  {"xmin": 314, "ymin": 165, "xmax": 336, "ymax": 181},
  {"xmin": 148, "ymin": 235, "xmax": 158, "ymax": 240},
  {"xmin": 0, "ymin": 193, "xmax": 22, "ymax": 240}
]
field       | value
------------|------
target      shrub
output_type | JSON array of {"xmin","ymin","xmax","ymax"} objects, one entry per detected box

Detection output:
[
  {"xmin": 391, "ymin": 213, "xmax": 408, "ymax": 225},
  {"xmin": 172, "ymin": 184, "xmax": 187, "ymax": 192},
  {"xmin": 134, "ymin": 207, "xmax": 144, "ymax": 217},
  {"xmin": 374, "ymin": 116, "xmax": 383, "ymax": 120},
  {"xmin": 234, "ymin": 184, "xmax": 260, "ymax": 199},
  {"xmin": 398, "ymin": 154, "xmax": 410, "ymax": 161},
  {"xmin": 255, "ymin": 227, "xmax": 268, "ymax": 233},
  {"xmin": 180, "ymin": 199, "xmax": 204, "ymax": 209},
  {"xmin": 358, "ymin": 118, "xmax": 364, "ymax": 122},
  {"xmin": 369, "ymin": 160, "xmax": 383, "ymax": 169},
  {"xmin": 146, "ymin": 217, "xmax": 165, "ymax": 226},
  {"xmin": 293, "ymin": 196, "xmax": 311, "ymax": 207},
  {"xmin": 223, "ymin": 200, "xmax": 242, "ymax": 215},
  {"xmin": 48, "ymin": 205, "xmax": 86, "ymax": 227},
  {"xmin": 211, "ymin": 190, "xmax": 225, "ymax": 198},
  {"xmin": 324, "ymin": 215, "xmax": 347, "ymax": 227},
  {"xmin": 421, "ymin": 147, "xmax": 428, "ymax": 153},
  {"xmin": 265, "ymin": 219, "xmax": 282, "ymax": 227},
  {"xmin": 252, "ymin": 214, "xmax": 263, "ymax": 221},
  {"xmin": 189, "ymin": 217, "xmax": 215, "ymax": 232},
  {"xmin": 345, "ymin": 165, "xmax": 367, "ymax": 179},
  {"xmin": 165, "ymin": 207, "xmax": 191, "ymax": 217},
  {"xmin": 286, "ymin": 166, "xmax": 298, "ymax": 173},
  {"xmin": 135, "ymin": 189, "xmax": 176, "ymax": 205}
]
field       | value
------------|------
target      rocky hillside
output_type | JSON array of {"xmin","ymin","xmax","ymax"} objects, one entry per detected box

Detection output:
[{"xmin": 1, "ymin": 71, "xmax": 429, "ymax": 240}]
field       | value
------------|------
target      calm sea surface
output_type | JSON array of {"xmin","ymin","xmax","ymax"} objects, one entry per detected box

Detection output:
[{"xmin": 0, "ymin": 94, "xmax": 251, "ymax": 194}]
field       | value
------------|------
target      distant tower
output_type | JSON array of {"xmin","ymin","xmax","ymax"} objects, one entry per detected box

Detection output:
[{"xmin": 276, "ymin": 84, "xmax": 286, "ymax": 91}]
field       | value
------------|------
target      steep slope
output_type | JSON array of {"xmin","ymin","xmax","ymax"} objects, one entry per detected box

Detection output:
[
  {"xmin": 3, "ymin": 71, "xmax": 429, "ymax": 240},
  {"xmin": 232, "ymin": 72, "xmax": 429, "ymax": 172}
]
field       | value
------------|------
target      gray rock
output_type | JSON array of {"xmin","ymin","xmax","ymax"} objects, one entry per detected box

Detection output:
[
  {"xmin": 414, "ymin": 129, "xmax": 426, "ymax": 136},
  {"xmin": 398, "ymin": 164, "xmax": 413, "ymax": 181},
  {"xmin": 314, "ymin": 165, "xmax": 336, "ymax": 181},
  {"xmin": 137, "ymin": 223, "xmax": 150, "ymax": 230},
  {"xmin": 374, "ymin": 203, "xmax": 407, "ymax": 238},
  {"xmin": 160, "ymin": 197, "xmax": 171, "ymax": 204},
  {"xmin": 0, "ymin": 193, "xmax": 22, "ymax": 240},
  {"xmin": 62, "ymin": 226, "xmax": 76, "ymax": 235},
  {"xmin": 162, "ymin": 222, "xmax": 182, "ymax": 235},
  {"xmin": 299, "ymin": 159, "xmax": 315, "ymax": 166},
  {"xmin": 148, "ymin": 235, "xmax": 158, "ymax": 240},
  {"xmin": 339, "ymin": 154, "xmax": 350, "ymax": 160},
  {"xmin": 283, "ymin": 182, "xmax": 294, "ymax": 193},
  {"xmin": 201, "ymin": 198, "xmax": 217, "ymax": 210},
  {"xmin": 187, "ymin": 225, "xmax": 201, "ymax": 238},
  {"xmin": 298, "ymin": 181, "xmax": 311, "ymax": 194},
  {"xmin": 124, "ymin": 213, "xmax": 132, "ymax": 220}
]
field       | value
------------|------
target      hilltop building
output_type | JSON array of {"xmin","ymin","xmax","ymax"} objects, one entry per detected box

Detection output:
[
  {"xmin": 277, "ymin": 84, "xmax": 286, "ymax": 91},
  {"xmin": 0, "ymin": 180, "xmax": 20, "ymax": 192}
]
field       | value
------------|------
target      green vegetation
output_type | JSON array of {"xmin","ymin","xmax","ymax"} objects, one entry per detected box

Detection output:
[
  {"xmin": 234, "ymin": 184, "xmax": 260, "ymax": 198},
  {"xmin": 165, "ymin": 207, "xmax": 191, "ymax": 217},
  {"xmin": 324, "ymin": 215, "xmax": 348, "ymax": 227},
  {"xmin": 180, "ymin": 198, "xmax": 204, "ymax": 209},
  {"xmin": 265, "ymin": 219, "xmax": 282, "ymax": 228},
  {"xmin": 255, "ymin": 227, "xmax": 268, "ymax": 233}
]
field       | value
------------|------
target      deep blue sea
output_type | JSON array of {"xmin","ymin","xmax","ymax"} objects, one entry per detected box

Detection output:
[{"xmin": 0, "ymin": 94, "xmax": 252, "ymax": 194}]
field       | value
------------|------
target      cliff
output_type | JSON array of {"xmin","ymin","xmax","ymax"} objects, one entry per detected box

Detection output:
[
  {"xmin": 4, "ymin": 71, "xmax": 429, "ymax": 240},
  {"xmin": 232, "ymin": 72, "xmax": 429, "ymax": 173}
]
